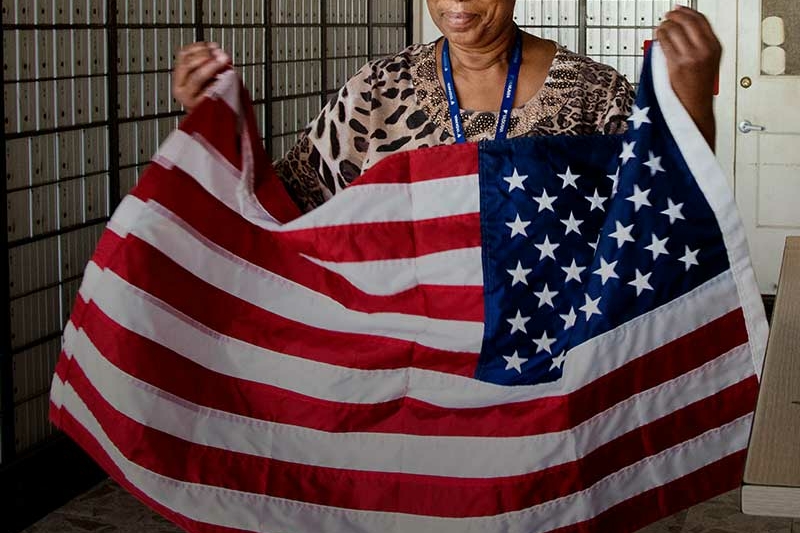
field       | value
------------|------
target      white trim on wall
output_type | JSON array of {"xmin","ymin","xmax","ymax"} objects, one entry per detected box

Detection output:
[
  {"xmin": 698, "ymin": 0, "xmax": 738, "ymax": 191},
  {"xmin": 418, "ymin": 1, "xmax": 442, "ymax": 42}
]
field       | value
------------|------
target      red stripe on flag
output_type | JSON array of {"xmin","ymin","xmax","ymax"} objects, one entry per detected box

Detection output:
[
  {"xmin": 550, "ymin": 450, "xmax": 747, "ymax": 533},
  {"xmin": 271, "ymin": 214, "xmax": 482, "ymax": 263},
  {"xmin": 77, "ymin": 289, "xmax": 748, "ymax": 437},
  {"xmin": 57, "ymin": 359, "xmax": 756, "ymax": 517},
  {"xmin": 134, "ymin": 163, "xmax": 483, "ymax": 262},
  {"xmin": 349, "ymin": 142, "xmax": 479, "ymax": 186},
  {"xmin": 92, "ymin": 227, "xmax": 130, "ymax": 272},
  {"xmin": 52, "ymin": 407, "xmax": 251, "ymax": 533}
]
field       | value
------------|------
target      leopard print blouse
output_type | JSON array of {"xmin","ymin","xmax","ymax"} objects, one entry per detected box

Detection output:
[{"xmin": 274, "ymin": 40, "xmax": 635, "ymax": 213}]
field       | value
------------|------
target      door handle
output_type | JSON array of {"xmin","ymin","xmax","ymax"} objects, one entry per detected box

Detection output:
[{"xmin": 738, "ymin": 120, "xmax": 766, "ymax": 134}]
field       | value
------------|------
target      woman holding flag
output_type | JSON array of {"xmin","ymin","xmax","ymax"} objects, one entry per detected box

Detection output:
[{"xmin": 172, "ymin": 1, "xmax": 721, "ymax": 213}]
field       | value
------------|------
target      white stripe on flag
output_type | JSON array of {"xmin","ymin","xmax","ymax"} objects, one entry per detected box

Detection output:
[
  {"xmin": 154, "ymin": 130, "xmax": 481, "ymax": 230},
  {"xmin": 63, "ymin": 317, "xmax": 752, "ymax": 478},
  {"xmin": 287, "ymin": 173, "xmax": 481, "ymax": 229},
  {"xmin": 301, "ymin": 247, "xmax": 484, "ymax": 295},
  {"xmin": 54, "ymin": 380, "xmax": 753, "ymax": 533},
  {"xmin": 77, "ymin": 260, "xmax": 104, "ymax": 303},
  {"xmin": 106, "ymin": 195, "xmax": 145, "ymax": 238}
]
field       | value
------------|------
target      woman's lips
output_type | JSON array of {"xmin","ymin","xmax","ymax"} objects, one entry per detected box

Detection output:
[{"xmin": 442, "ymin": 11, "xmax": 478, "ymax": 29}]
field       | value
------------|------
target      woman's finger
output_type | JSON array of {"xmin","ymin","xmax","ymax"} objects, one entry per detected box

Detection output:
[
  {"xmin": 664, "ymin": 8, "xmax": 719, "ymax": 53},
  {"xmin": 177, "ymin": 55, "xmax": 215, "ymax": 82},
  {"xmin": 655, "ymin": 19, "xmax": 692, "ymax": 60},
  {"xmin": 174, "ymin": 48, "xmax": 215, "ymax": 87}
]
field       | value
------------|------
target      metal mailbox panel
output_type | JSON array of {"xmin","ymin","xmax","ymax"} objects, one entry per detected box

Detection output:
[
  {"xmin": 30, "ymin": 183, "xmax": 59, "ymax": 236},
  {"xmin": 30, "ymin": 134, "xmax": 58, "ymax": 186},
  {"xmin": 36, "ymin": 79, "xmax": 55, "ymax": 130},
  {"xmin": 7, "ymin": 189, "xmax": 31, "ymax": 242},
  {"xmin": 6, "ymin": 137, "xmax": 31, "ymax": 191}
]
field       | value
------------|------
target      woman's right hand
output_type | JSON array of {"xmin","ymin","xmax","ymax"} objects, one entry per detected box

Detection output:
[{"xmin": 172, "ymin": 42, "xmax": 232, "ymax": 112}]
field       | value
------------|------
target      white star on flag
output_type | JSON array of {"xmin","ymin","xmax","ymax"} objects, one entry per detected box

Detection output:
[
  {"xmin": 534, "ymin": 236, "xmax": 560, "ymax": 261},
  {"xmin": 629, "ymin": 269, "xmax": 654, "ymax": 296},
  {"xmin": 503, "ymin": 350, "xmax": 528, "ymax": 373},
  {"xmin": 593, "ymin": 257, "xmax": 619, "ymax": 285},
  {"xmin": 562, "ymin": 259, "xmax": 586, "ymax": 283},
  {"xmin": 644, "ymin": 151, "xmax": 665, "ymax": 176},
  {"xmin": 560, "ymin": 307, "xmax": 577, "ymax": 330},
  {"xmin": 645, "ymin": 233, "xmax": 670, "ymax": 260},
  {"xmin": 534, "ymin": 284, "xmax": 559, "ymax": 308},
  {"xmin": 506, "ymin": 214, "xmax": 531, "ymax": 238},
  {"xmin": 680, "ymin": 246, "xmax": 701, "ymax": 271},
  {"xmin": 507, "ymin": 261, "xmax": 532, "ymax": 286},
  {"xmin": 533, "ymin": 331, "xmax": 556, "ymax": 354},
  {"xmin": 550, "ymin": 351, "xmax": 567, "ymax": 371},
  {"xmin": 558, "ymin": 167, "xmax": 581, "ymax": 189},
  {"xmin": 661, "ymin": 198, "xmax": 685, "ymax": 224},
  {"xmin": 626, "ymin": 184, "xmax": 652, "ymax": 212},
  {"xmin": 580, "ymin": 294, "xmax": 602, "ymax": 320},
  {"xmin": 507, "ymin": 310, "xmax": 531, "ymax": 335},
  {"xmin": 560, "ymin": 212, "xmax": 584, "ymax": 236},
  {"xmin": 503, "ymin": 168, "xmax": 528, "ymax": 192},
  {"xmin": 609, "ymin": 221, "xmax": 635, "ymax": 248},
  {"xmin": 585, "ymin": 189, "xmax": 608, "ymax": 212},
  {"xmin": 628, "ymin": 104, "xmax": 651, "ymax": 129},
  {"xmin": 589, "ymin": 236, "xmax": 600, "ymax": 251},
  {"xmin": 620, "ymin": 141, "xmax": 637, "ymax": 165},
  {"xmin": 533, "ymin": 189, "xmax": 557, "ymax": 213},
  {"xmin": 607, "ymin": 167, "xmax": 620, "ymax": 196}
]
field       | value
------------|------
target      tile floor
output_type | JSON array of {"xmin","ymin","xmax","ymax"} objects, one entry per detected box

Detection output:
[{"xmin": 20, "ymin": 479, "xmax": 800, "ymax": 533}]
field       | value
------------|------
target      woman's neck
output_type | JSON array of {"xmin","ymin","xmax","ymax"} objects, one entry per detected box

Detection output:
[
  {"xmin": 445, "ymin": 25, "xmax": 518, "ymax": 74},
  {"xmin": 435, "ymin": 29, "xmax": 556, "ymax": 113}
]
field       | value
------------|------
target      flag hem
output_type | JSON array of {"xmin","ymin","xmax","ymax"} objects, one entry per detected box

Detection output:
[{"xmin": 649, "ymin": 43, "xmax": 769, "ymax": 379}]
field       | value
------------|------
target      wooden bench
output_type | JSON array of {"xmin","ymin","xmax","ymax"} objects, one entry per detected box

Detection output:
[{"xmin": 742, "ymin": 236, "xmax": 800, "ymax": 518}]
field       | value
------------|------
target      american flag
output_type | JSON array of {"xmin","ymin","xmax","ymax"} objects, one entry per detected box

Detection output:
[{"xmin": 50, "ymin": 44, "xmax": 768, "ymax": 533}]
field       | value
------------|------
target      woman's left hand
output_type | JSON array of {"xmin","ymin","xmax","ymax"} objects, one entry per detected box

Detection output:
[{"xmin": 655, "ymin": 6, "xmax": 722, "ymax": 148}]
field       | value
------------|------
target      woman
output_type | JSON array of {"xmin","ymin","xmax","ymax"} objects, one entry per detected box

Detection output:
[{"xmin": 173, "ymin": 1, "xmax": 721, "ymax": 213}]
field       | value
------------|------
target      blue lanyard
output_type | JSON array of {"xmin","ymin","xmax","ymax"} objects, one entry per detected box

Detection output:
[{"xmin": 442, "ymin": 29, "xmax": 523, "ymax": 144}]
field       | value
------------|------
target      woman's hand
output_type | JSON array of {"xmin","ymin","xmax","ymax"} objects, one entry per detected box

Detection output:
[
  {"xmin": 655, "ymin": 6, "xmax": 722, "ymax": 148},
  {"xmin": 172, "ymin": 42, "xmax": 232, "ymax": 112}
]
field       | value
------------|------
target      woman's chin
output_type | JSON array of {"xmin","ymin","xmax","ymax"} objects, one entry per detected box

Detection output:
[{"xmin": 440, "ymin": 26, "xmax": 485, "ymax": 46}]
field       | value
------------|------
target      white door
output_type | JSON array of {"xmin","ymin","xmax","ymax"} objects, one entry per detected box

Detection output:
[{"xmin": 736, "ymin": 0, "xmax": 800, "ymax": 294}]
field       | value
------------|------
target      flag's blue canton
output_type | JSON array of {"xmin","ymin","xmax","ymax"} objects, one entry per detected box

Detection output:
[{"xmin": 476, "ymin": 52, "xmax": 731, "ymax": 386}]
